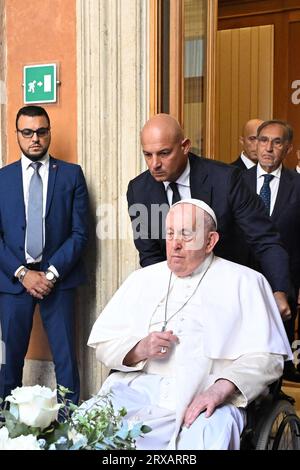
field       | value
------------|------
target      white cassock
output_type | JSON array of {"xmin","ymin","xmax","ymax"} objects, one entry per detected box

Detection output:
[{"xmin": 87, "ymin": 254, "xmax": 292, "ymax": 450}]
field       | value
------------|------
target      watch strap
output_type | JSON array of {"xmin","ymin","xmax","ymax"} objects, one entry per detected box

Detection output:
[{"xmin": 17, "ymin": 267, "xmax": 29, "ymax": 284}]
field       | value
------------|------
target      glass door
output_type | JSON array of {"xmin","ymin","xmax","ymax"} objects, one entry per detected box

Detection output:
[{"xmin": 150, "ymin": 0, "xmax": 217, "ymax": 157}]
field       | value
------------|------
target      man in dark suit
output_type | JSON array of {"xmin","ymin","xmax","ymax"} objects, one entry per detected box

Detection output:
[
  {"xmin": 127, "ymin": 114, "xmax": 291, "ymax": 320},
  {"xmin": 0, "ymin": 106, "xmax": 89, "ymax": 403},
  {"xmin": 231, "ymin": 119, "xmax": 263, "ymax": 169},
  {"xmin": 242, "ymin": 119, "xmax": 300, "ymax": 381}
]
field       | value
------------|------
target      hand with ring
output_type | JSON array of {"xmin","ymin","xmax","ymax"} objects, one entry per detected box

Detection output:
[{"xmin": 123, "ymin": 330, "xmax": 178, "ymax": 366}]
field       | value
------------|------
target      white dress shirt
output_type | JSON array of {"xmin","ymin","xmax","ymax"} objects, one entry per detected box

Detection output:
[
  {"xmin": 15, "ymin": 153, "xmax": 59, "ymax": 277},
  {"xmin": 163, "ymin": 161, "xmax": 191, "ymax": 205},
  {"xmin": 296, "ymin": 165, "xmax": 300, "ymax": 174},
  {"xmin": 22, "ymin": 153, "xmax": 49, "ymax": 262},
  {"xmin": 241, "ymin": 152, "xmax": 256, "ymax": 169},
  {"xmin": 256, "ymin": 163, "xmax": 282, "ymax": 216}
]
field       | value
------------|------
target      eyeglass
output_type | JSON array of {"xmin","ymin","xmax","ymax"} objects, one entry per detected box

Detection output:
[
  {"xmin": 17, "ymin": 127, "xmax": 50, "ymax": 138},
  {"xmin": 257, "ymin": 136, "xmax": 285, "ymax": 149}
]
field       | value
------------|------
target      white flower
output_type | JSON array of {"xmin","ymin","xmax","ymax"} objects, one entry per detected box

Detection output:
[
  {"xmin": 0, "ymin": 427, "xmax": 40, "ymax": 450},
  {"xmin": 7, "ymin": 434, "xmax": 41, "ymax": 450},
  {"xmin": 5, "ymin": 385, "xmax": 61, "ymax": 429},
  {"xmin": 0, "ymin": 427, "xmax": 10, "ymax": 450},
  {"xmin": 0, "ymin": 385, "xmax": 149, "ymax": 450}
]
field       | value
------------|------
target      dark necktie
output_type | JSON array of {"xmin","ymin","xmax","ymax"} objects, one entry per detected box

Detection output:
[
  {"xmin": 26, "ymin": 162, "xmax": 43, "ymax": 259},
  {"xmin": 169, "ymin": 182, "xmax": 181, "ymax": 205},
  {"xmin": 259, "ymin": 174, "xmax": 274, "ymax": 214}
]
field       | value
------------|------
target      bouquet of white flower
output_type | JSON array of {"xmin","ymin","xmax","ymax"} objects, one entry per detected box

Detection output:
[{"xmin": 0, "ymin": 385, "xmax": 151, "ymax": 450}]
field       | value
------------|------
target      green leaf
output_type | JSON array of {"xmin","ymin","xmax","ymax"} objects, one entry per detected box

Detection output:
[
  {"xmin": 140, "ymin": 424, "xmax": 152, "ymax": 434},
  {"xmin": 42, "ymin": 422, "xmax": 70, "ymax": 445},
  {"xmin": 119, "ymin": 407, "xmax": 127, "ymax": 417},
  {"xmin": 6, "ymin": 420, "xmax": 33, "ymax": 439}
]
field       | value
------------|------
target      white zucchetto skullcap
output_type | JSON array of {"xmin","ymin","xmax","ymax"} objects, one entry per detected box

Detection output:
[{"xmin": 171, "ymin": 198, "xmax": 218, "ymax": 229}]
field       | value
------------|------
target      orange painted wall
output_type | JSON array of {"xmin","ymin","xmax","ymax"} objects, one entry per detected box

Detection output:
[
  {"xmin": 6, "ymin": 0, "xmax": 77, "ymax": 165},
  {"xmin": 5, "ymin": 0, "xmax": 77, "ymax": 360}
]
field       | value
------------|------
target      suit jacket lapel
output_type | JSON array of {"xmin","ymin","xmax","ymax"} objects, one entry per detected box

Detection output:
[
  {"xmin": 156, "ymin": 181, "xmax": 169, "ymax": 205},
  {"xmin": 247, "ymin": 166, "xmax": 258, "ymax": 191},
  {"xmin": 46, "ymin": 156, "xmax": 58, "ymax": 217},
  {"xmin": 271, "ymin": 167, "xmax": 293, "ymax": 222},
  {"xmin": 189, "ymin": 155, "xmax": 212, "ymax": 205}
]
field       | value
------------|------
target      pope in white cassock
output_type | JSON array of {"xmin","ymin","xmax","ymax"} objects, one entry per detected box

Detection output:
[{"xmin": 87, "ymin": 199, "xmax": 292, "ymax": 450}]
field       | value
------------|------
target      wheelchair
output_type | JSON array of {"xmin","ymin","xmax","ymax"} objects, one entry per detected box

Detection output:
[{"xmin": 240, "ymin": 380, "xmax": 300, "ymax": 450}]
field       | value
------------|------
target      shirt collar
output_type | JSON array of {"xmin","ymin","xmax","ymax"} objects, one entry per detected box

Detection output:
[
  {"xmin": 173, "ymin": 252, "xmax": 214, "ymax": 280},
  {"xmin": 21, "ymin": 152, "xmax": 50, "ymax": 171},
  {"xmin": 163, "ymin": 160, "xmax": 190, "ymax": 190},
  {"xmin": 241, "ymin": 151, "xmax": 256, "ymax": 169},
  {"xmin": 257, "ymin": 162, "xmax": 282, "ymax": 179}
]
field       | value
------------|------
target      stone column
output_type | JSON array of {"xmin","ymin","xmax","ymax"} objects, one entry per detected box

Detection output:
[{"xmin": 76, "ymin": 0, "xmax": 149, "ymax": 398}]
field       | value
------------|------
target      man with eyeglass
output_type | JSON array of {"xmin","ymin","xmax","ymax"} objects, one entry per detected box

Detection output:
[
  {"xmin": 242, "ymin": 119, "xmax": 300, "ymax": 382},
  {"xmin": 87, "ymin": 200, "xmax": 291, "ymax": 450},
  {"xmin": 0, "ymin": 105, "xmax": 89, "ymax": 403}
]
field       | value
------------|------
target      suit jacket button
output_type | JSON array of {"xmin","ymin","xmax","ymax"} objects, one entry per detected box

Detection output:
[{"xmin": 19, "ymin": 247, "xmax": 23, "ymax": 251}]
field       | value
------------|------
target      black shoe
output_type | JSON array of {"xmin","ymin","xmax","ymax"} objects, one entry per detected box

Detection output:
[{"xmin": 283, "ymin": 362, "xmax": 300, "ymax": 383}]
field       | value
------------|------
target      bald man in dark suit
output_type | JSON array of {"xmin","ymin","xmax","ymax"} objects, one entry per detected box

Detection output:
[
  {"xmin": 231, "ymin": 119, "xmax": 263, "ymax": 170},
  {"xmin": 127, "ymin": 114, "xmax": 291, "ymax": 321}
]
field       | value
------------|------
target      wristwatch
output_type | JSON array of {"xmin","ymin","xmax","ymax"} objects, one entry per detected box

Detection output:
[
  {"xmin": 17, "ymin": 267, "xmax": 28, "ymax": 284},
  {"xmin": 45, "ymin": 269, "xmax": 57, "ymax": 284}
]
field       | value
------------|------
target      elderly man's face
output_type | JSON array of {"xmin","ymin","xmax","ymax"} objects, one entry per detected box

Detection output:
[
  {"xmin": 257, "ymin": 124, "xmax": 292, "ymax": 173},
  {"xmin": 166, "ymin": 204, "xmax": 215, "ymax": 277}
]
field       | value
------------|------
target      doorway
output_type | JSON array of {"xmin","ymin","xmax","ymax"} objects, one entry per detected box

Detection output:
[
  {"xmin": 215, "ymin": 24, "xmax": 274, "ymax": 163},
  {"xmin": 218, "ymin": 0, "xmax": 300, "ymax": 168}
]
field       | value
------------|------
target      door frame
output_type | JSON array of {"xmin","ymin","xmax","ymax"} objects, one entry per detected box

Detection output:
[{"xmin": 149, "ymin": 0, "xmax": 218, "ymax": 158}]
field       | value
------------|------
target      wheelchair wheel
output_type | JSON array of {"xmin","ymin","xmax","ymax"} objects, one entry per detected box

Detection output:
[
  {"xmin": 272, "ymin": 413, "xmax": 300, "ymax": 450},
  {"xmin": 255, "ymin": 400, "xmax": 300, "ymax": 450}
]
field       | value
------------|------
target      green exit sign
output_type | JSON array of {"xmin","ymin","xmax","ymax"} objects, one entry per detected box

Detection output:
[{"xmin": 24, "ymin": 64, "xmax": 57, "ymax": 104}]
